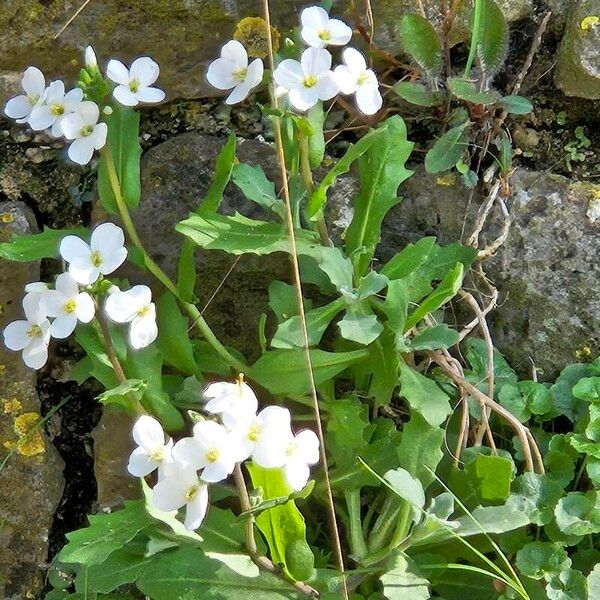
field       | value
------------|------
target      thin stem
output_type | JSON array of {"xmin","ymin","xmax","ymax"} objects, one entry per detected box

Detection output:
[
  {"xmin": 298, "ymin": 131, "xmax": 332, "ymax": 247},
  {"xmin": 99, "ymin": 147, "xmax": 247, "ymax": 374},
  {"xmin": 262, "ymin": 3, "xmax": 348, "ymax": 597},
  {"xmin": 233, "ymin": 465, "xmax": 319, "ymax": 598},
  {"xmin": 95, "ymin": 309, "xmax": 126, "ymax": 383},
  {"xmin": 345, "ymin": 489, "xmax": 368, "ymax": 560},
  {"xmin": 464, "ymin": 0, "xmax": 483, "ymax": 77}
]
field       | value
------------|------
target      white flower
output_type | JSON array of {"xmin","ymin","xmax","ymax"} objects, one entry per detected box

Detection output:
[
  {"xmin": 3, "ymin": 293, "xmax": 51, "ymax": 370},
  {"xmin": 206, "ymin": 40, "xmax": 264, "ymax": 105},
  {"xmin": 127, "ymin": 415, "xmax": 174, "ymax": 477},
  {"xmin": 42, "ymin": 272, "xmax": 95, "ymax": 339},
  {"xmin": 85, "ymin": 46, "xmax": 98, "ymax": 69},
  {"xmin": 59, "ymin": 222, "xmax": 127, "ymax": 285},
  {"xmin": 273, "ymin": 47, "xmax": 338, "ymax": 112},
  {"xmin": 107, "ymin": 57, "xmax": 165, "ymax": 106},
  {"xmin": 24, "ymin": 281, "xmax": 51, "ymax": 309},
  {"xmin": 152, "ymin": 464, "xmax": 209, "ymax": 530},
  {"xmin": 301, "ymin": 6, "xmax": 352, "ymax": 48},
  {"xmin": 282, "ymin": 429, "xmax": 320, "ymax": 491},
  {"xmin": 172, "ymin": 420, "xmax": 241, "ymax": 483},
  {"xmin": 28, "ymin": 80, "xmax": 84, "ymax": 137},
  {"xmin": 4, "ymin": 66, "xmax": 47, "ymax": 124},
  {"xmin": 334, "ymin": 48, "xmax": 382, "ymax": 116},
  {"xmin": 203, "ymin": 375, "xmax": 258, "ymax": 429},
  {"xmin": 60, "ymin": 101, "xmax": 108, "ymax": 165},
  {"xmin": 105, "ymin": 285, "xmax": 158, "ymax": 350},
  {"xmin": 238, "ymin": 405, "xmax": 292, "ymax": 467}
]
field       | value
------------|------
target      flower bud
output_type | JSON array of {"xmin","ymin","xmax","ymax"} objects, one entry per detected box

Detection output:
[
  {"xmin": 102, "ymin": 105, "xmax": 113, "ymax": 116},
  {"xmin": 85, "ymin": 46, "xmax": 98, "ymax": 68}
]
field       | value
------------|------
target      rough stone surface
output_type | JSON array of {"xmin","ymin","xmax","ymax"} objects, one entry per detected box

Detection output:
[
  {"xmin": 384, "ymin": 168, "xmax": 600, "ymax": 379},
  {"xmin": 555, "ymin": 0, "xmax": 600, "ymax": 99},
  {"xmin": 0, "ymin": 0, "xmax": 536, "ymax": 105},
  {"xmin": 0, "ymin": 201, "xmax": 64, "ymax": 600}
]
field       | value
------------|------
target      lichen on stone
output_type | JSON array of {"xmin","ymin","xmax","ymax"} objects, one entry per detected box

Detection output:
[
  {"xmin": 12, "ymin": 412, "xmax": 45, "ymax": 456},
  {"xmin": 0, "ymin": 212, "xmax": 14, "ymax": 223},
  {"xmin": 234, "ymin": 16, "xmax": 280, "ymax": 59},
  {"xmin": 3, "ymin": 398, "xmax": 22, "ymax": 415}
]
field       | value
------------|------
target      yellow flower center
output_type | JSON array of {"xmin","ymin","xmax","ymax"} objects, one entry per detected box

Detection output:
[
  {"xmin": 28, "ymin": 324, "xmax": 42, "ymax": 339},
  {"xmin": 303, "ymin": 75, "xmax": 318, "ymax": 88},
  {"xmin": 50, "ymin": 104, "xmax": 64, "ymax": 116},
  {"xmin": 185, "ymin": 484, "xmax": 199, "ymax": 501},
  {"xmin": 147, "ymin": 446, "xmax": 164, "ymax": 461},
  {"xmin": 206, "ymin": 448, "xmax": 219, "ymax": 463},
  {"xmin": 90, "ymin": 250, "xmax": 102, "ymax": 267},
  {"xmin": 137, "ymin": 305, "xmax": 151, "ymax": 318},
  {"xmin": 285, "ymin": 442, "xmax": 297, "ymax": 457},
  {"xmin": 63, "ymin": 299, "xmax": 77, "ymax": 314},
  {"xmin": 233, "ymin": 67, "xmax": 248, "ymax": 83},
  {"xmin": 247, "ymin": 423, "xmax": 260, "ymax": 442},
  {"xmin": 357, "ymin": 72, "xmax": 370, "ymax": 87},
  {"xmin": 81, "ymin": 124, "xmax": 94, "ymax": 137},
  {"xmin": 129, "ymin": 78, "xmax": 140, "ymax": 93},
  {"xmin": 318, "ymin": 29, "xmax": 331, "ymax": 41},
  {"xmin": 28, "ymin": 94, "xmax": 40, "ymax": 105}
]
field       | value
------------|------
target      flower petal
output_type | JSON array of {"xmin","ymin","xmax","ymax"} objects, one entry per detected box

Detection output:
[
  {"xmin": 301, "ymin": 6, "xmax": 329, "ymax": 30},
  {"xmin": 22, "ymin": 66, "xmax": 45, "ymax": 97},
  {"xmin": 113, "ymin": 85, "xmax": 139, "ymax": 107},
  {"xmin": 23, "ymin": 292, "xmax": 46, "ymax": 322},
  {"xmin": 60, "ymin": 112, "xmax": 85, "ymax": 139},
  {"xmin": 221, "ymin": 40, "xmax": 248, "ymax": 67},
  {"xmin": 4, "ymin": 96, "xmax": 32, "ymax": 120},
  {"xmin": 76, "ymin": 101, "xmax": 100, "ymax": 126},
  {"xmin": 184, "ymin": 484, "xmax": 209, "ymax": 530},
  {"xmin": 342, "ymin": 47, "xmax": 367, "ymax": 74},
  {"xmin": 55, "ymin": 272, "xmax": 79, "ymax": 297},
  {"xmin": 284, "ymin": 460, "xmax": 310, "ymax": 491},
  {"xmin": 129, "ymin": 313, "xmax": 158, "ymax": 349},
  {"xmin": 106, "ymin": 59, "xmax": 130, "ymax": 85},
  {"xmin": 294, "ymin": 429, "xmax": 320, "ymax": 464},
  {"xmin": 68, "ymin": 257, "xmax": 99, "ymax": 285},
  {"xmin": 28, "ymin": 105, "xmax": 55, "ymax": 131},
  {"xmin": 135, "ymin": 86, "xmax": 165, "ymax": 104},
  {"xmin": 22, "ymin": 337, "xmax": 49, "ymax": 370},
  {"xmin": 288, "ymin": 87, "xmax": 319, "ymax": 112},
  {"xmin": 3, "ymin": 321, "xmax": 31, "ymax": 351},
  {"xmin": 105, "ymin": 290, "xmax": 138, "ymax": 323},
  {"xmin": 334, "ymin": 65, "xmax": 358, "ymax": 95},
  {"xmin": 173, "ymin": 437, "xmax": 205, "ymax": 470},
  {"xmin": 92, "ymin": 123, "xmax": 108, "ymax": 150},
  {"xmin": 200, "ymin": 459, "xmax": 232, "ymax": 483},
  {"xmin": 50, "ymin": 314, "xmax": 77, "ymax": 339},
  {"xmin": 130, "ymin": 57, "xmax": 160, "ymax": 86},
  {"xmin": 301, "ymin": 28, "xmax": 327, "ymax": 49},
  {"xmin": 91, "ymin": 222, "xmax": 125, "ymax": 253},
  {"xmin": 152, "ymin": 476, "xmax": 188, "ymax": 511},
  {"xmin": 356, "ymin": 85, "xmax": 382, "ymax": 115},
  {"xmin": 43, "ymin": 290, "xmax": 68, "ymax": 318},
  {"xmin": 75, "ymin": 292, "xmax": 95, "ymax": 323},
  {"xmin": 273, "ymin": 59, "xmax": 304, "ymax": 90},
  {"xmin": 68, "ymin": 137, "xmax": 95, "ymax": 165},
  {"xmin": 133, "ymin": 415, "xmax": 165, "ymax": 449},
  {"xmin": 327, "ymin": 19, "xmax": 353, "ymax": 45},
  {"xmin": 206, "ymin": 58, "xmax": 235, "ymax": 90},
  {"xmin": 59, "ymin": 235, "xmax": 90, "ymax": 263},
  {"xmin": 316, "ymin": 71, "xmax": 339, "ymax": 100},
  {"xmin": 301, "ymin": 47, "xmax": 332, "ymax": 76},
  {"xmin": 127, "ymin": 446, "xmax": 159, "ymax": 477},
  {"xmin": 45, "ymin": 80, "xmax": 65, "ymax": 104}
]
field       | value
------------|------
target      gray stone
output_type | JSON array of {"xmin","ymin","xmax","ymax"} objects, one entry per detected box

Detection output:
[
  {"xmin": 383, "ymin": 168, "xmax": 600, "ymax": 379},
  {"xmin": 555, "ymin": 0, "xmax": 600, "ymax": 99},
  {"xmin": 0, "ymin": 201, "xmax": 64, "ymax": 600},
  {"xmin": 0, "ymin": 0, "xmax": 537, "ymax": 106}
]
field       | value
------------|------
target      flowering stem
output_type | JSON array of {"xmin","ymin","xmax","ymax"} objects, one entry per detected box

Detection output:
[
  {"xmin": 298, "ymin": 130, "xmax": 332, "ymax": 247},
  {"xmin": 95, "ymin": 308, "xmax": 127, "ymax": 383},
  {"xmin": 233, "ymin": 464, "xmax": 319, "ymax": 598},
  {"xmin": 99, "ymin": 147, "xmax": 247, "ymax": 374}
]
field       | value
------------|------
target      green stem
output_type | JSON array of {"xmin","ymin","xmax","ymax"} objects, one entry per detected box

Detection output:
[
  {"xmin": 464, "ymin": 0, "xmax": 483, "ymax": 77},
  {"xmin": 345, "ymin": 489, "xmax": 368, "ymax": 560},
  {"xmin": 367, "ymin": 495, "xmax": 400, "ymax": 553},
  {"xmin": 298, "ymin": 129, "xmax": 333, "ymax": 248},
  {"xmin": 100, "ymin": 147, "xmax": 247, "ymax": 374}
]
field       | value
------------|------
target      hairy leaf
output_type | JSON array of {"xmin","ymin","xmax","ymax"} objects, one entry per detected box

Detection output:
[
  {"xmin": 448, "ymin": 77, "xmax": 501, "ymax": 105},
  {"xmin": 393, "ymin": 82, "xmax": 444, "ymax": 106},
  {"xmin": 425, "ymin": 123, "xmax": 470, "ymax": 173},
  {"xmin": 475, "ymin": 0, "xmax": 509, "ymax": 79},
  {"xmin": 400, "ymin": 14, "xmax": 443, "ymax": 76}
]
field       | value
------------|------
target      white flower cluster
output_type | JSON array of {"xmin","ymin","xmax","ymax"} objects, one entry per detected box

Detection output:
[
  {"xmin": 3, "ymin": 47, "xmax": 164, "ymax": 165},
  {"xmin": 207, "ymin": 6, "xmax": 382, "ymax": 115},
  {"xmin": 2, "ymin": 223, "xmax": 157, "ymax": 369},
  {"xmin": 128, "ymin": 377, "xmax": 319, "ymax": 531}
]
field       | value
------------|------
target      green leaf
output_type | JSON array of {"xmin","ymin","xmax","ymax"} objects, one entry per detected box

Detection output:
[
  {"xmin": 398, "ymin": 362, "xmax": 452, "ymax": 427},
  {"xmin": 176, "ymin": 238, "xmax": 196, "ymax": 302},
  {"xmin": 156, "ymin": 293, "xmax": 197, "ymax": 376},
  {"xmin": 464, "ymin": 337, "xmax": 518, "ymax": 397},
  {"xmin": 306, "ymin": 103, "xmax": 326, "ymax": 169},
  {"xmin": 467, "ymin": 454, "xmax": 513, "ymax": 503},
  {"xmin": 474, "ymin": 0, "xmax": 509, "ymax": 79},
  {"xmin": 268, "ymin": 281, "xmax": 311, "ymax": 324},
  {"xmin": 380, "ymin": 237, "xmax": 437, "ymax": 280},
  {"xmin": 338, "ymin": 310, "xmax": 383, "ymax": 345},
  {"xmin": 84, "ymin": 548, "xmax": 151, "ymax": 593},
  {"xmin": 367, "ymin": 329, "xmax": 401, "ymax": 408},
  {"xmin": 546, "ymin": 568, "xmax": 587, "ymax": 600},
  {"xmin": 345, "ymin": 116, "xmax": 414, "ymax": 276},
  {"xmin": 397, "ymin": 413, "xmax": 444, "ymax": 490},
  {"xmin": 251, "ymin": 348, "xmax": 368, "ymax": 395},
  {"xmin": 232, "ymin": 163, "xmax": 285, "ymax": 218},
  {"xmin": 381, "ymin": 553, "xmax": 431, "ymax": 600},
  {"xmin": 317, "ymin": 246, "xmax": 354, "ymax": 292},
  {"xmin": 515, "ymin": 542, "xmax": 570, "ymax": 581},
  {"xmin": 409, "ymin": 324, "xmax": 459, "ymax": 351},
  {"xmin": 59, "ymin": 501, "xmax": 151, "ymax": 566},
  {"xmin": 393, "ymin": 82, "xmax": 444, "ymax": 106},
  {"xmin": 550, "ymin": 363, "xmax": 593, "ymax": 421},
  {"xmin": 136, "ymin": 546, "xmax": 298, "ymax": 599},
  {"xmin": 384, "ymin": 468, "xmax": 426, "ymax": 522},
  {"xmin": 400, "ymin": 14, "xmax": 443, "ymax": 76},
  {"xmin": 97, "ymin": 105, "xmax": 141, "ymax": 213},
  {"xmin": 307, "ymin": 125, "xmax": 386, "ymax": 220},
  {"xmin": 271, "ymin": 299, "xmax": 344, "ymax": 349},
  {"xmin": 425, "ymin": 123, "xmax": 470, "ymax": 174},
  {"xmin": 404, "ymin": 262, "xmax": 464, "ymax": 330},
  {"xmin": 355, "ymin": 271, "xmax": 389, "ymax": 300},
  {"xmin": 588, "ymin": 565, "xmax": 600, "ymax": 599},
  {"xmin": 554, "ymin": 491, "xmax": 600, "ymax": 537},
  {"xmin": 246, "ymin": 464, "xmax": 311, "ymax": 581},
  {"xmin": 499, "ymin": 381, "xmax": 554, "ymax": 423},
  {"xmin": 0, "ymin": 227, "xmax": 87, "ymax": 262},
  {"xmin": 196, "ymin": 132, "xmax": 236, "ymax": 215},
  {"xmin": 447, "ymin": 77, "xmax": 501, "ymax": 105},
  {"xmin": 96, "ymin": 379, "xmax": 146, "ymax": 411},
  {"xmin": 508, "ymin": 473, "xmax": 564, "ymax": 526},
  {"xmin": 498, "ymin": 95, "xmax": 534, "ymax": 114},
  {"xmin": 176, "ymin": 212, "xmax": 320, "ymax": 257}
]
